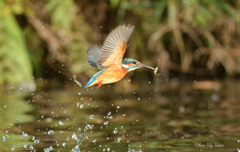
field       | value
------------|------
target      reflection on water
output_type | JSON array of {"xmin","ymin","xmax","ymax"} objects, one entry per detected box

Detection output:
[
  {"xmin": 1, "ymin": 79, "xmax": 240, "ymax": 151},
  {"xmin": 0, "ymin": 96, "xmax": 34, "ymax": 150}
]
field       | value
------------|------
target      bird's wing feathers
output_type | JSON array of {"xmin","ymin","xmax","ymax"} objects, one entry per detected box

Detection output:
[
  {"xmin": 87, "ymin": 45, "xmax": 101, "ymax": 68},
  {"xmin": 97, "ymin": 24, "xmax": 135, "ymax": 69}
]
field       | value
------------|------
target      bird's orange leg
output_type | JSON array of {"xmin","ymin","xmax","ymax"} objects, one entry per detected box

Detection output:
[{"xmin": 96, "ymin": 81, "xmax": 103, "ymax": 88}]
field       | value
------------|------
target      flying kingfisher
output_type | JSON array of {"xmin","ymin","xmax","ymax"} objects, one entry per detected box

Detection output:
[{"xmin": 85, "ymin": 24, "xmax": 157, "ymax": 88}]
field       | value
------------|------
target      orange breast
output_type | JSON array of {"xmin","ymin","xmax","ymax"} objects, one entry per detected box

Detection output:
[{"xmin": 97, "ymin": 65, "xmax": 128, "ymax": 84}]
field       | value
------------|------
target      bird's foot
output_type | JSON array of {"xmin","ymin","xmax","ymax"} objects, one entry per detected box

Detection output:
[{"xmin": 96, "ymin": 81, "xmax": 103, "ymax": 88}]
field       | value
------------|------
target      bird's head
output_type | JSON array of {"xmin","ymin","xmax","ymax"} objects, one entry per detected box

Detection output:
[{"xmin": 122, "ymin": 58, "xmax": 155, "ymax": 72}]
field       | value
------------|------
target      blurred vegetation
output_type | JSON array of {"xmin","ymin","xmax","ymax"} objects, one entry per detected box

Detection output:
[{"xmin": 0, "ymin": 0, "xmax": 240, "ymax": 91}]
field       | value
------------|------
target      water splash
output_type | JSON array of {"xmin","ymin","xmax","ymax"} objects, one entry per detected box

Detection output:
[
  {"xmin": 73, "ymin": 124, "xmax": 93, "ymax": 149},
  {"xmin": 72, "ymin": 145, "xmax": 80, "ymax": 152},
  {"xmin": 73, "ymin": 75, "xmax": 82, "ymax": 87},
  {"xmin": 22, "ymin": 132, "xmax": 28, "ymax": 138},
  {"xmin": 72, "ymin": 133, "xmax": 78, "ymax": 140}
]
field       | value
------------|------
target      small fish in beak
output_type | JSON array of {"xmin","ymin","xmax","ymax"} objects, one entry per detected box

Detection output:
[{"xmin": 140, "ymin": 63, "xmax": 160, "ymax": 76}]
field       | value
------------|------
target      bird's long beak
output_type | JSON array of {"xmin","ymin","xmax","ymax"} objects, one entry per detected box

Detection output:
[{"xmin": 140, "ymin": 63, "xmax": 155, "ymax": 71}]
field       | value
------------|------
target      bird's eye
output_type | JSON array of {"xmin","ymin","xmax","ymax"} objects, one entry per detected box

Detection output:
[{"xmin": 133, "ymin": 61, "xmax": 137, "ymax": 64}]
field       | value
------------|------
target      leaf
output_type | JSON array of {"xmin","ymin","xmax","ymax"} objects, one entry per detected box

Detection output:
[
  {"xmin": 45, "ymin": 0, "xmax": 78, "ymax": 30},
  {"xmin": 0, "ymin": 1, "xmax": 34, "ymax": 90},
  {"xmin": 154, "ymin": 0, "xmax": 167, "ymax": 21},
  {"xmin": 167, "ymin": 0, "xmax": 176, "ymax": 28},
  {"xmin": 110, "ymin": 0, "xmax": 121, "ymax": 8}
]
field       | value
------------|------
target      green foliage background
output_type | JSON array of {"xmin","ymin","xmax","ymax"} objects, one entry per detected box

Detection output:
[{"xmin": 0, "ymin": 0, "xmax": 240, "ymax": 90}]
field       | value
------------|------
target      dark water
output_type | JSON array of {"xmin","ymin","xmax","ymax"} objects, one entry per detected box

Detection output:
[{"xmin": 1, "ymin": 79, "xmax": 240, "ymax": 152}]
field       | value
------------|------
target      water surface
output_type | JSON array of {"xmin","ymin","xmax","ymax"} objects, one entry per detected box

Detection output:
[{"xmin": 1, "ymin": 79, "xmax": 240, "ymax": 151}]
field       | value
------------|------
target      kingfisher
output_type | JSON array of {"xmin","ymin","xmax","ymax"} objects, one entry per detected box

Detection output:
[{"xmin": 85, "ymin": 24, "xmax": 157, "ymax": 88}]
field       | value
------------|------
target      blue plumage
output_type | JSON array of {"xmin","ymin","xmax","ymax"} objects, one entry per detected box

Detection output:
[
  {"xmin": 84, "ymin": 69, "xmax": 105, "ymax": 88},
  {"xmin": 84, "ymin": 24, "xmax": 156, "ymax": 88},
  {"xmin": 87, "ymin": 45, "xmax": 101, "ymax": 69},
  {"xmin": 122, "ymin": 58, "xmax": 138, "ymax": 64},
  {"xmin": 122, "ymin": 58, "xmax": 139, "ymax": 71}
]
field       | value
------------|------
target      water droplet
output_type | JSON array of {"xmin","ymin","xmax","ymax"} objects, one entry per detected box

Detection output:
[
  {"xmin": 22, "ymin": 132, "xmax": 28, "ymax": 138},
  {"xmin": 103, "ymin": 121, "xmax": 108, "ymax": 125},
  {"xmin": 138, "ymin": 98, "xmax": 140, "ymax": 100},
  {"xmin": 107, "ymin": 111, "xmax": 111, "ymax": 116},
  {"xmin": 72, "ymin": 145, "xmax": 80, "ymax": 152},
  {"xmin": 34, "ymin": 140, "xmax": 40, "ymax": 144},
  {"xmin": 32, "ymin": 136, "xmax": 35, "ymax": 140},
  {"xmin": 72, "ymin": 133, "xmax": 78, "ymax": 140},
  {"xmin": 179, "ymin": 106, "xmax": 185, "ymax": 113},
  {"xmin": 113, "ymin": 128, "xmax": 118, "ymax": 134},
  {"xmin": 117, "ymin": 137, "xmax": 122, "ymax": 143},
  {"xmin": 43, "ymin": 148, "xmax": 50, "ymax": 152},
  {"xmin": 89, "ymin": 115, "xmax": 95, "ymax": 119},
  {"xmin": 29, "ymin": 145, "xmax": 34, "ymax": 150},
  {"xmin": 2, "ymin": 136, "xmax": 6, "ymax": 142},
  {"xmin": 86, "ymin": 124, "xmax": 93, "ymax": 130},
  {"xmin": 92, "ymin": 139, "xmax": 97, "ymax": 143},
  {"xmin": 24, "ymin": 144, "xmax": 27, "ymax": 148},
  {"xmin": 49, "ymin": 146, "xmax": 54, "ymax": 151},
  {"xmin": 80, "ymin": 104, "xmax": 84, "ymax": 108},
  {"xmin": 117, "ymin": 106, "xmax": 120, "ymax": 109},
  {"xmin": 78, "ymin": 128, "xmax": 81, "ymax": 132},
  {"xmin": 78, "ymin": 92, "xmax": 81, "ymax": 95},
  {"xmin": 73, "ymin": 75, "xmax": 82, "ymax": 87},
  {"xmin": 62, "ymin": 142, "xmax": 66, "ymax": 146},
  {"xmin": 20, "ymin": 87, "xmax": 22, "ymax": 90},
  {"xmin": 211, "ymin": 93, "xmax": 218, "ymax": 101},
  {"xmin": 59, "ymin": 121, "xmax": 64, "ymax": 125},
  {"xmin": 4, "ymin": 105, "xmax": 6, "ymax": 108},
  {"xmin": 48, "ymin": 130, "xmax": 54, "ymax": 135}
]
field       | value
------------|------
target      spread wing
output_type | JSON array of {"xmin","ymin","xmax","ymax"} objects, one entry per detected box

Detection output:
[
  {"xmin": 97, "ymin": 24, "xmax": 135, "ymax": 69},
  {"xmin": 86, "ymin": 45, "xmax": 101, "ymax": 68}
]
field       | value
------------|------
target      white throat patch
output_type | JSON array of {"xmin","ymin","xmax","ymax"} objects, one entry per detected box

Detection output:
[{"xmin": 122, "ymin": 64, "xmax": 129, "ymax": 68}]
